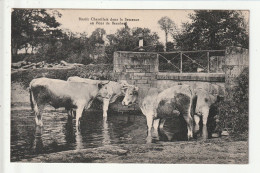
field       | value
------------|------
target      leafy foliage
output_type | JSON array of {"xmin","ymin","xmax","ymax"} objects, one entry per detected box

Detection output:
[
  {"xmin": 11, "ymin": 9, "xmax": 62, "ymax": 56},
  {"xmin": 158, "ymin": 16, "xmax": 177, "ymax": 48},
  {"xmin": 218, "ymin": 67, "xmax": 249, "ymax": 140},
  {"xmin": 105, "ymin": 27, "xmax": 163, "ymax": 63},
  {"xmin": 174, "ymin": 10, "xmax": 249, "ymax": 50}
]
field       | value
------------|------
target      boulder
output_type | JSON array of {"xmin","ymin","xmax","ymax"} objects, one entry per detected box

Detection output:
[{"xmin": 11, "ymin": 61, "xmax": 27, "ymax": 69}]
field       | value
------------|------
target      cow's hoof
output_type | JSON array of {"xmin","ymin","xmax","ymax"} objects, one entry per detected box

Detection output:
[
  {"xmin": 187, "ymin": 134, "xmax": 193, "ymax": 141},
  {"xmin": 196, "ymin": 136, "xmax": 207, "ymax": 142},
  {"xmin": 146, "ymin": 137, "xmax": 153, "ymax": 144}
]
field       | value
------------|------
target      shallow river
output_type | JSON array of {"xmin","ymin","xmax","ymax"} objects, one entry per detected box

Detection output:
[{"xmin": 11, "ymin": 106, "xmax": 187, "ymax": 162}]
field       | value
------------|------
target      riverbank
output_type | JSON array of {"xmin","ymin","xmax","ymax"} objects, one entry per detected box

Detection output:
[{"xmin": 19, "ymin": 139, "xmax": 248, "ymax": 163}]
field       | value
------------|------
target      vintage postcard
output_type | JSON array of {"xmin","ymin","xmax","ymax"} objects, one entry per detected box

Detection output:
[{"xmin": 9, "ymin": 8, "xmax": 250, "ymax": 164}]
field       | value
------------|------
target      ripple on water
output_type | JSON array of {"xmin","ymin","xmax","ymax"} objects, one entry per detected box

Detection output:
[{"xmin": 11, "ymin": 107, "xmax": 186, "ymax": 161}]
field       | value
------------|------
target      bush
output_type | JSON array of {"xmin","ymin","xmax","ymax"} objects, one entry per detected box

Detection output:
[
  {"xmin": 11, "ymin": 64, "xmax": 114, "ymax": 87},
  {"xmin": 66, "ymin": 65, "xmax": 113, "ymax": 80},
  {"xmin": 218, "ymin": 67, "xmax": 249, "ymax": 140}
]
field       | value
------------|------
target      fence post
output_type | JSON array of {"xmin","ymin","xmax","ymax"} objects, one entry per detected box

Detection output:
[
  {"xmin": 207, "ymin": 51, "xmax": 210, "ymax": 73},
  {"xmin": 180, "ymin": 52, "xmax": 183, "ymax": 73}
]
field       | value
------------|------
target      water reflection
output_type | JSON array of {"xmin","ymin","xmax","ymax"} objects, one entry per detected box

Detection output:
[
  {"xmin": 11, "ymin": 108, "xmax": 187, "ymax": 161},
  {"xmin": 102, "ymin": 117, "xmax": 111, "ymax": 145},
  {"xmin": 33, "ymin": 126, "xmax": 44, "ymax": 153}
]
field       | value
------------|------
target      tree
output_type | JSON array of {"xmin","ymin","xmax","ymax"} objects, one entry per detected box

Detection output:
[
  {"xmin": 132, "ymin": 27, "xmax": 161, "ymax": 51},
  {"xmin": 174, "ymin": 10, "xmax": 249, "ymax": 50},
  {"xmin": 11, "ymin": 9, "xmax": 62, "ymax": 56},
  {"xmin": 105, "ymin": 27, "xmax": 163, "ymax": 63},
  {"xmin": 89, "ymin": 28, "xmax": 106, "ymax": 45},
  {"xmin": 158, "ymin": 16, "xmax": 177, "ymax": 50},
  {"xmin": 166, "ymin": 42, "xmax": 175, "ymax": 51}
]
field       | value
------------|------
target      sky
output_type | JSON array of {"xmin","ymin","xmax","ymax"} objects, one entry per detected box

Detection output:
[{"xmin": 54, "ymin": 9, "xmax": 195, "ymax": 44}]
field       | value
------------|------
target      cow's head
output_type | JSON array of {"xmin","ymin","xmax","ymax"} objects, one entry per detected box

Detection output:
[
  {"xmin": 122, "ymin": 85, "xmax": 139, "ymax": 106},
  {"xmin": 97, "ymin": 81, "xmax": 111, "ymax": 99},
  {"xmin": 118, "ymin": 80, "xmax": 130, "ymax": 95}
]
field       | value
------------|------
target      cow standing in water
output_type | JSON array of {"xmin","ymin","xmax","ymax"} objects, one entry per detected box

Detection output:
[
  {"xmin": 67, "ymin": 76, "xmax": 128, "ymax": 118},
  {"xmin": 122, "ymin": 84, "xmax": 194, "ymax": 142},
  {"xmin": 193, "ymin": 89, "xmax": 223, "ymax": 140},
  {"xmin": 29, "ymin": 77, "xmax": 109, "ymax": 127}
]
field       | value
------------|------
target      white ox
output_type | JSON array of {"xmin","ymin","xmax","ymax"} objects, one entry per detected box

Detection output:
[
  {"xmin": 121, "ymin": 84, "xmax": 195, "ymax": 142},
  {"xmin": 192, "ymin": 89, "xmax": 223, "ymax": 140},
  {"xmin": 29, "ymin": 77, "xmax": 109, "ymax": 127},
  {"xmin": 67, "ymin": 76, "xmax": 128, "ymax": 118}
]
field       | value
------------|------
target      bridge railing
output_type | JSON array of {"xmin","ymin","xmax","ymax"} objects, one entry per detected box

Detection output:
[{"xmin": 157, "ymin": 50, "xmax": 225, "ymax": 73}]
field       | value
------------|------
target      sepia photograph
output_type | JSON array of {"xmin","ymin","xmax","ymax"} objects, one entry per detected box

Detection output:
[{"xmin": 10, "ymin": 8, "xmax": 249, "ymax": 164}]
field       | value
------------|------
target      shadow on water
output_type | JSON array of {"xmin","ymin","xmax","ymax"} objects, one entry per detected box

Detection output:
[{"xmin": 11, "ymin": 108, "xmax": 187, "ymax": 161}]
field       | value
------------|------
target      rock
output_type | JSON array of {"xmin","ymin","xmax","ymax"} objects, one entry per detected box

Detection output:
[
  {"xmin": 221, "ymin": 130, "xmax": 229, "ymax": 136},
  {"xmin": 22, "ymin": 63, "xmax": 35, "ymax": 69},
  {"xmin": 211, "ymin": 133, "xmax": 220, "ymax": 138},
  {"xmin": 60, "ymin": 60, "xmax": 69, "ymax": 66},
  {"xmin": 11, "ymin": 61, "xmax": 27, "ymax": 69}
]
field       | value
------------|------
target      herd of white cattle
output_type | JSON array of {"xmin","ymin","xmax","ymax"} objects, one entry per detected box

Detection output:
[{"xmin": 29, "ymin": 76, "xmax": 222, "ymax": 141}]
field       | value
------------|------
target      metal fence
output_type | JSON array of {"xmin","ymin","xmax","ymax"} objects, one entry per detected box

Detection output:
[{"xmin": 157, "ymin": 50, "xmax": 225, "ymax": 73}]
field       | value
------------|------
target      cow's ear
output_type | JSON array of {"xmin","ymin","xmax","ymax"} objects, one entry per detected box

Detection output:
[
  {"xmin": 133, "ymin": 90, "xmax": 138, "ymax": 95},
  {"xmin": 98, "ymin": 83, "xmax": 103, "ymax": 89},
  {"xmin": 98, "ymin": 82, "xmax": 106, "ymax": 89},
  {"xmin": 133, "ymin": 87, "xmax": 139, "ymax": 95},
  {"xmin": 98, "ymin": 81, "xmax": 110, "ymax": 89},
  {"xmin": 121, "ymin": 87, "xmax": 127, "ymax": 94}
]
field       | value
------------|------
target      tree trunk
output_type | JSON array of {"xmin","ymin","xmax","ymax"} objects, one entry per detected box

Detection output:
[{"xmin": 165, "ymin": 32, "xmax": 168, "ymax": 51}]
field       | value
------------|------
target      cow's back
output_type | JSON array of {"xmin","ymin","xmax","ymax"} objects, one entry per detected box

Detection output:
[
  {"xmin": 67, "ymin": 76, "xmax": 101, "ymax": 85},
  {"xmin": 30, "ymin": 78, "xmax": 99, "ymax": 109},
  {"xmin": 104, "ymin": 81, "xmax": 123, "ymax": 103},
  {"xmin": 156, "ymin": 85, "xmax": 193, "ymax": 118}
]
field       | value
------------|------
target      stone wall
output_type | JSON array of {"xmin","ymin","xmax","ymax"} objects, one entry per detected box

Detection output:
[
  {"xmin": 113, "ymin": 51, "xmax": 158, "ymax": 88},
  {"xmin": 224, "ymin": 47, "xmax": 249, "ymax": 100}
]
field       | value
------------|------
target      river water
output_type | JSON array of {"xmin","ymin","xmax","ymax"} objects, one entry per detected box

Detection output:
[{"xmin": 11, "ymin": 106, "xmax": 187, "ymax": 162}]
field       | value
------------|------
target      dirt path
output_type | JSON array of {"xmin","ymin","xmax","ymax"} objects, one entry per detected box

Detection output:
[{"xmin": 20, "ymin": 139, "xmax": 248, "ymax": 164}]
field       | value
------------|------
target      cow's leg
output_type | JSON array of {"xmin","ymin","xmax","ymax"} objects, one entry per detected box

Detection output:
[
  {"xmin": 159, "ymin": 118, "xmax": 166, "ymax": 130},
  {"xmin": 102, "ymin": 98, "xmax": 110, "ymax": 118},
  {"xmin": 194, "ymin": 114, "xmax": 200, "ymax": 133},
  {"xmin": 75, "ymin": 105, "xmax": 84, "ymax": 129},
  {"xmin": 35, "ymin": 104, "xmax": 44, "ymax": 126},
  {"xmin": 153, "ymin": 118, "xmax": 160, "ymax": 140},
  {"xmin": 201, "ymin": 107, "xmax": 209, "ymax": 140},
  {"xmin": 67, "ymin": 109, "xmax": 74, "ymax": 121},
  {"xmin": 183, "ymin": 114, "xmax": 193, "ymax": 140},
  {"xmin": 146, "ymin": 114, "xmax": 154, "ymax": 143}
]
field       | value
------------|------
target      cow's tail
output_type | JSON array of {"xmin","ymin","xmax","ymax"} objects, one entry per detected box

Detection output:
[
  {"xmin": 190, "ymin": 94, "xmax": 198, "ymax": 118},
  {"xmin": 29, "ymin": 85, "xmax": 38, "ymax": 114},
  {"xmin": 187, "ymin": 86, "xmax": 197, "ymax": 118},
  {"xmin": 29, "ymin": 87, "xmax": 34, "ymax": 111}
]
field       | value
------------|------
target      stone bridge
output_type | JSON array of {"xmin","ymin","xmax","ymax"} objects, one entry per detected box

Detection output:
[{"xmin": 110, "ymin": 47, "xmax": 249, "ymax": 112}]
